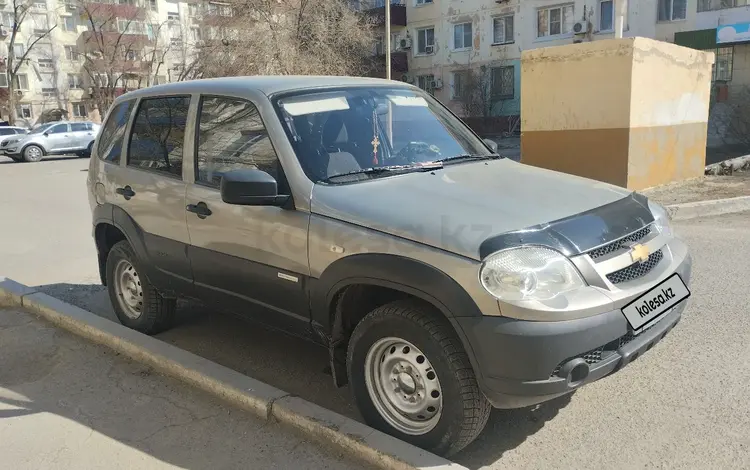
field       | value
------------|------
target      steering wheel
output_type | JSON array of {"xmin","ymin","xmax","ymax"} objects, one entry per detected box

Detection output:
[{"xmin": 391, "ymin": 141, "xmax": 442, "ymax": 165}]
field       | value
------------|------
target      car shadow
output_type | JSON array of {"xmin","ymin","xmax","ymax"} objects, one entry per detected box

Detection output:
[
  {"xmin": 0, "ymin": 155, "xmax": 86, "ymax": 165},
  {"xmin": 33, "ymin": 282, "xmax": 572, "ymax": 468}
]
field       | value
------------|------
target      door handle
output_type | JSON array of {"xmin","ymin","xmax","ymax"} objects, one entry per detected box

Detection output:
[
  {"xmin": 186, "ymin": 202, "xmax": 212, "ymax": 219},
  {"xmin": 115, "ymin": 185, "xmax": 135, "ymax": 200}
]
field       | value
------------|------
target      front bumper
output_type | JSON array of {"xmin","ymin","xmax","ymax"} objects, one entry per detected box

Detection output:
[{"xmin": 457, "ymin": 250, "xmax": 692, "ymax": 409}]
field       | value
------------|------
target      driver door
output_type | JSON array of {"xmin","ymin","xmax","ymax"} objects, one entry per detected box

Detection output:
[{"xmin": 185, "ymin": 95, "xmax": 312, "ymax": 338}]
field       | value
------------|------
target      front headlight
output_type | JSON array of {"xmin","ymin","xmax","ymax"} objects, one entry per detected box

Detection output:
[
  {"xmin": 648, "ymin": 200, "xmax": 673, "ymax": 237},
  {"xmin": 6, "ymin": 139, "xmax": 18, "ymax": 145},
  {"xmin": 479, "ymin": 247, "xmax": 586, "ymax": 302}
]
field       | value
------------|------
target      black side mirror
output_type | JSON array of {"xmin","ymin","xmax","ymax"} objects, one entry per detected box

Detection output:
[
  {"xmin": 43, "ymin": 132, "xmax": 49, "ymax": 137},
  {"xmin": 483, "ymin": 138, "xmax": 498, "ymax": 153},
  {"xmin": 220, "ymin": 168, "xmax": 289, "ymax": 206}
]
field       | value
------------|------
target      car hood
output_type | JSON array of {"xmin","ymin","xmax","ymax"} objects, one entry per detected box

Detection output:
[{"xmin": 310, "ymin": 159, "xmax": 639, "ymax": 260}]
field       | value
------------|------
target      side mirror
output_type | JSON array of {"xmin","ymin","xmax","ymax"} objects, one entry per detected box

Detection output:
[
  {"xmin": 483, "ymin": 138, "xmax": 498, "ymax": 153},
  {"xmin": 43, "ymin": 132, "xmax": 49, "ymax": 137},
  {"xmin": 220, "ymin": 168, "xmax": 289, "ymax": 206}
]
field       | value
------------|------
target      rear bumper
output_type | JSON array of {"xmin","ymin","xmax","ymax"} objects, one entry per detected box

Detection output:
[{"xmin": 456, "ymin": 251, "xmax": 692, "ymax": 409}]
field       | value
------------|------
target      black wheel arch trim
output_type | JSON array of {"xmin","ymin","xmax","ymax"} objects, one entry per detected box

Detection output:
[
  {"xmin": 311, "ymin": 253, "xmax": 485, "ymax": 385},
  {"xmin": 93, "ymin": 203, "xmax": 158, "ymax": 285}
]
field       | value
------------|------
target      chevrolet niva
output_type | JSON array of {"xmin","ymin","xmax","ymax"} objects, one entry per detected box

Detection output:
[{"xmin": 87, "ymin": 76, "xmax": 691, "ymax": 456}]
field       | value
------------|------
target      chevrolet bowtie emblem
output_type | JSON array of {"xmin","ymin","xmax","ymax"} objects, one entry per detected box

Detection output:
[{"xmin": 629, "ymin": 244, "xmax": 650, "ymax": 264}]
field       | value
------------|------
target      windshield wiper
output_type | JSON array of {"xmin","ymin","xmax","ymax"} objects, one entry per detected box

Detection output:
[
  {"xmin": 434, "ymin": 154, "xmax": 502, "ymax": 164},
  {"xmin": 322, "ymin": 163, "xmax": 443, "ymax": 183}
]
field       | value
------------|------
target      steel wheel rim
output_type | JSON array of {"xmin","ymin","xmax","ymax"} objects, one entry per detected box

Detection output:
[
  {"xmin": 364, "ymin": 337, "xmax": 443, "ymax": 435},
  {"xmin": 26, "ymin": 147, "xmax": 41, "ymax": 160},
  {"xmin": 113, "ymin": 259, "xmax": 143, "ymax": 319}
]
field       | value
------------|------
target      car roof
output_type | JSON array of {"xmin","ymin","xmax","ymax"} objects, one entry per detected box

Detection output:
[{"xmin": 115, "ymin": 75, "xmax": 416, "ymax": 103}]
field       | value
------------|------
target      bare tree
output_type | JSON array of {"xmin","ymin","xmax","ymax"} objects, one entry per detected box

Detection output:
[
  {"xmin": 4, "ymin": 0, "xmax": 58, "ymax": 125},
  {"xmin": 454, "ymin": 56, "xmax": 513, "ymax": 120},
  {"xmin": 178, "ymin": 0, "xmax": 377, "ymax": 80},
  {"xmin": 79, "ymin": 1, "xmax": 170, "ymax": 114}
]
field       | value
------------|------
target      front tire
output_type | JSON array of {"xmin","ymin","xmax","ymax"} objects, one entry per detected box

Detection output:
[
  {"xmin": 347, "ymin": 299, "xmax": 491, "ymax": 457},
  {"xmin": 106, "ymin": 240, "xmax": 176, "ymax": 335},
  {"xmin": 22, "ymin": 145, "xmax": 44, "ymax": 162}
]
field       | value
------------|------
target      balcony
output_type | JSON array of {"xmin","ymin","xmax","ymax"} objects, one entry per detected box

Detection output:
[
  {"xmin": 87, "ymin": 58, "xmax": 151, "ymax": 74},
  {"xmin": 81, "ymin": 2, "xmax": 146, "ymax": 21},
  {"xmin": 79, "ymin": 30, "xmax": 150, "ymax": 50},
  {"xmin": 369, "ymin": 50, "xmax": 408, "ymax": 77},
  {"xmin": 359, "ymin": 0, "xmax": 406, "ymax": 27}
]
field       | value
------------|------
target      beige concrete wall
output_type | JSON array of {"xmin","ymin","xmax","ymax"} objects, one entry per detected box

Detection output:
[{"xmin": 521, "ymin": 37, "xmax": 714, "ymax": 190}]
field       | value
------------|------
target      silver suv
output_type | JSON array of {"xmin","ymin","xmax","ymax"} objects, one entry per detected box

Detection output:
[
  {"xmin": 87, "ymin": 77, "xmax": 692, "ymax": 456},
  {"xmin": 3, "ymin": 120, "xmax": 100, "ymax": 162}
]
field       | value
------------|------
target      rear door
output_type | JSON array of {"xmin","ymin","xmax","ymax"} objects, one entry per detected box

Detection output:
[
  {"xmin": 184, "ymin": 95, "xmax": 311, "ymax": 337},
  {"xmin": 69, "ymin": 122, "xmax": 91, "ymax": 149},
  {"xmin": 107, "ymin": 95, "xmax": 193, "ymax": 295}
]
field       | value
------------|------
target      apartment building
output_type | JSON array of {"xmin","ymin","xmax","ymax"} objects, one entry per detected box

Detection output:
[
  {"xmin": 0, "ymin": 0, "xmax": 210, "ymax": 127},
  {"xmin": 400, "ymin": 0, "xmax": 744, "ymax": 124},
  {"xmin": 354, "ymin": 0, "xmax": 409, "ymax": 78}
]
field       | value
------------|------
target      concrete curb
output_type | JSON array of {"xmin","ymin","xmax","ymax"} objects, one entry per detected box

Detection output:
[
  {"xmin": 0, "ymin": 277, "xmax": 466, "ymax": 470},
  {"xmin": 666, "ymin": 195, "xmax": 750, "ymax": 221}
]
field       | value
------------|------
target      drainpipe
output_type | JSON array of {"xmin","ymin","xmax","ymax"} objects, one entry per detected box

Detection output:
[{"xmin": 615, "ymin": 0, "xmax": 627, "ymax": 39}]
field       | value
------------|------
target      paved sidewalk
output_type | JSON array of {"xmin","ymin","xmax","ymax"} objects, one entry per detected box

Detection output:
[
  {"xmin": 641, "ymin": 174, "xmax": 750, "ymax": 205},
  {"xmin": 0, "ymin": 308, "xmax": 365, "ymax": 470}
]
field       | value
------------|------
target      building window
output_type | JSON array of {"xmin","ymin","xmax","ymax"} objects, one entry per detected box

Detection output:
[
  {"xmin": 491, "ymin": 66, "xmax": 514, "ymax": 99},
  {"xmin": 713, "ymin": 46, "xmax": 733, "ymax": 82},
  {"xmin": 125, "ymin": 50, "xmax": 138, "ymax": 61},
  {"xmin": 62, "ymin": 15, "xmax": 76, "ymax": 31},
  {"xmin": 657, "ymin": 0, "xmax": 686, "ymax": 22},
  {"xmin": 453, "ymin": 22, "xmax": 472, "ymax": 50},
  {"xmin": 492, "ymin": 15, "xmax": 514, "ymax": 44},
  {"xmin": 415, "ymin": 0, "xmax": 432, "ymax": 4},
  {"xmin": 68, "ymin": 73, "xmax": 83, "ymax": 89},
  {"xmin": 12, "ymin": 43, "xmax": 25, "ymax": 58},
  {"xmin": 64, "ymin": 45, "xmax": 78, "ymax": 60},
  {"xmin": 16, "ymin": 104, "xmax": 32, "ymax": 119},
  {"xmin": 1, "ymin": 12, "xmax": 14, "ymax": 27},
  {"xmin": 537, "ymin": 4, "xmax": 575, "ymax": 37},
  {"xmin": 416, "ymin": 27, "xmax": 434, "ymax": 54},
  {"xmin": 417, "ymin": 74, "xmax": 435, "ymax": 95},
  {"xmin": 149, "ymin": 0, "xmax": 157, "ymax": 11},
  {"xmin": 33, "ymin": 1, "xmax": 46, "ymax": 10},
  {"xmin": 31, "ymin": 12, "xmax": 49, "ymax": 33},
  {"xmin": 154, "ymin": 75, "xmax": 166, "ymax": 85},
  {"xmin": 374, "ymin": 36, "xmax": 384, "ymax": 55},
  {"xmin": 452, "ymin": 71, "xmax": 467, "ymax": 99},
  {"xmin": 14, "ymin": 74, "xmax": 29, "ymax": 90},
  {"xmin": 38, "ymin": 58, "xmax": 54, "ymax": 68},
  {"xmin": 599, "ymin": 0, "xmax": 614, "ymax": 31},
  {"xmin": 698, "ymin": 0, "xmax": 747, "ymax": 12},
  {"xmin": 0, "ymin": 73, "xmax": 7, "ymax": 87},
  {"xmin": 72, "ymin": 102, "xmax": 87, "ymax": 117}
]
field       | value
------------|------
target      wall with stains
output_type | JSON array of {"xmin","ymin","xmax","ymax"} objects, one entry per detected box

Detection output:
[{"xmin": 520, "ymin": 37, "xmax": 714, "ymax": 190}]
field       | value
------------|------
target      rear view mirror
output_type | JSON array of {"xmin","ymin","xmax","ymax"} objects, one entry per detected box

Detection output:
[
  {"xmin": 483, "ymin": 138, "xmax": 498, "ymax": 153},
  {"xmin": 220, "ymin": 169, "xmax": 289, "ymax": 206}
]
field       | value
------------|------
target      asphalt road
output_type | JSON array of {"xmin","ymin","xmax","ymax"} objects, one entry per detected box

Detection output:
[{"xmin": 1, "ymin": 156, "xmax": 749, "ymax": 469}]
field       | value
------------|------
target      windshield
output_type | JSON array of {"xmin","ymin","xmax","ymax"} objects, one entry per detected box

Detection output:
[
  {"xmin": 29, "ymin": 123, "xmax": 54, "ymax": 134},
  {"xmin": 273, "ymin": 87, "xmax": 492, "ymax": 183}
]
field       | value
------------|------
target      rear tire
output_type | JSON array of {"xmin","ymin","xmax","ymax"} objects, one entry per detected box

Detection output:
[
  {"xmin": 347, "ymin": 299, "xmax": 491, "ymax": 457},
  {"xmin": 22, "ymin": 145, "xmax": 44, "ymax": 163},
  {"xmin": 82, "ymin": 142, "xmax": 93, "ymax": 158},
  {"xmin": 106, "ymin": 240, "xmax": 176, "ymax": 335}
]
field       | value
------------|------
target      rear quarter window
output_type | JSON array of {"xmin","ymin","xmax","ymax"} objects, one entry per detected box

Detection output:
[{"xmin": 97, "ymin": 100, "xmax": 135, "ymax": 163}]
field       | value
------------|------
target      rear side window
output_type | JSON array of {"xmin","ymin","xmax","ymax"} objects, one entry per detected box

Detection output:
[
  {"xmin": 196, "ymin": 96, "xmax": 279, "ymax": 188},
  {"xmin": 71, "ymin": 123, "xmax": 88, "ymax": 132},
  {"xmin": 98, "ymin": 100, "xmax": 135, "ymax": 163},
  {"xmin": 128, "ymin": 96, "xmax": 190, "ymax": 179}
]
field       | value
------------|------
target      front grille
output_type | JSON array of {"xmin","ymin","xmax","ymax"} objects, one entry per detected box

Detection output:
[
  {"xmin": 606, "ymin": 249, "xmax": 664, "ymax": 284},
  {"xmin": 587, "ymin": 225, "xmax": 652, "ymax": 260}
]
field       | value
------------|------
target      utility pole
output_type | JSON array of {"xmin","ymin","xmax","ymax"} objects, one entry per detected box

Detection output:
[
  {"xmin": 385, "ymin": 0, "xmax": 391, "ymax": 80},
  {"xmin": 615, "ymin": 0, "xmax": 627, "ymax": 39}
]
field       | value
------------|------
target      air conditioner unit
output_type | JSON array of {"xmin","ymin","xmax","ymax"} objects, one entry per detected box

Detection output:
[
  {"xmin": 399, "ymin": 37, "xmax": 412, "ymax": 50},
  {"xmin": 424, "ymin": 44, "xmax": 434, "ymax": 54},
  {"xmin": 0, "ymin": 26, "xmax": 7, "ymax": 38},
  {"xmin": 573, "ymin": 21, "xmax": 590, "ymax": 35},
  {"xmin": 400, "ymin": 73, "xmax": 413, "ymax": 83},
  {"xmin": 431, "ymin": 78, "xmax": 443, "ymax": 89},
  {"xmin": 15, "ymin": 89, "xmax": 23, "ymax": 96}
]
